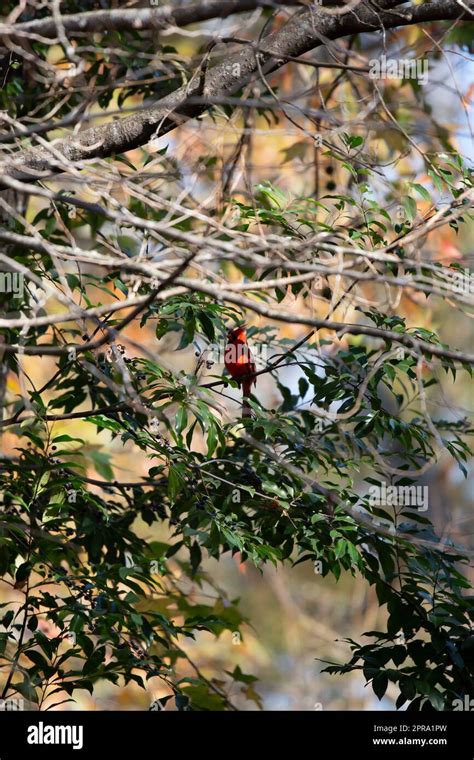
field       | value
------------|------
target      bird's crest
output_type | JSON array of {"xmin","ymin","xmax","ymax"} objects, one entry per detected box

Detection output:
[{"xmin": 226, "ymin": 325, "xmax": 247, "ymax": 342}]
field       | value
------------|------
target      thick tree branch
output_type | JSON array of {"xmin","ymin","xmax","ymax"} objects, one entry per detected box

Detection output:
[
  {"xmin": 2, "ymin": 0, "xmax": 471, "ymax": 181},
  {"xmin": 2, "ymin": 0, "xmax": 300, "ymax": 39}
]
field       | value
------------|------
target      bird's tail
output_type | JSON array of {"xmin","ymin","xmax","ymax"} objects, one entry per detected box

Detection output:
[
  {"xmin": 242, "ymin": 378, "xmax": 254, "ymax": 418},
  {"xmin": 242, "ymin": 396, "xmax": 252, "ymax": 418}
]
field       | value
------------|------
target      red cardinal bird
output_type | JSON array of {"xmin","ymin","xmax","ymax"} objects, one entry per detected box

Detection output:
[{"xmin": 224, "ymin": 326, "xmax": 256, "ymax": 418}]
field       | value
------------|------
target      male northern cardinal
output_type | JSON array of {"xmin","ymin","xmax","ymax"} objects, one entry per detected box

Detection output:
[{"xmin": 224, "ymin": 326, "xmax": 256, "ymax": 418}]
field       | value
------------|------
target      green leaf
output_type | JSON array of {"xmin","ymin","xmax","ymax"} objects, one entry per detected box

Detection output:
[
  {"xmin": 410, "ymin": 183, "xmax": 431, "ymax": 202},
  {"xmin": 372, "ymin": 672, "xmax": 388, "ymax": 700},
  {"xmin": 403, "ymin": 196, "xmax": 417, "ymax": 222},
  {"xmin": 168, "ymin": 465, "xmax": 184, "ymax": 502},
  {"xmin": 176, "ymin": 406, "xmax": 188, "ymax": 435}
]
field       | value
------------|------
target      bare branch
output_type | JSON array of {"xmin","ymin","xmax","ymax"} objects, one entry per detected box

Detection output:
[{"xmin": 3, "ymin": 0, "xmax": 301, "ymax": 40}]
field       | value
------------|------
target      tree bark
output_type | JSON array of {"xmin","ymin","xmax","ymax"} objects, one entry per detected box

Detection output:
[{"xmin": 3, "ymin": 0, "xmax": 301, "ymax": 38}]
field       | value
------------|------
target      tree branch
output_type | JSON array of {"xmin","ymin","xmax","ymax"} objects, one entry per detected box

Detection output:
[{"xmin": 4, "ymin": 0, "xmax": 300, "ymax": 39}]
